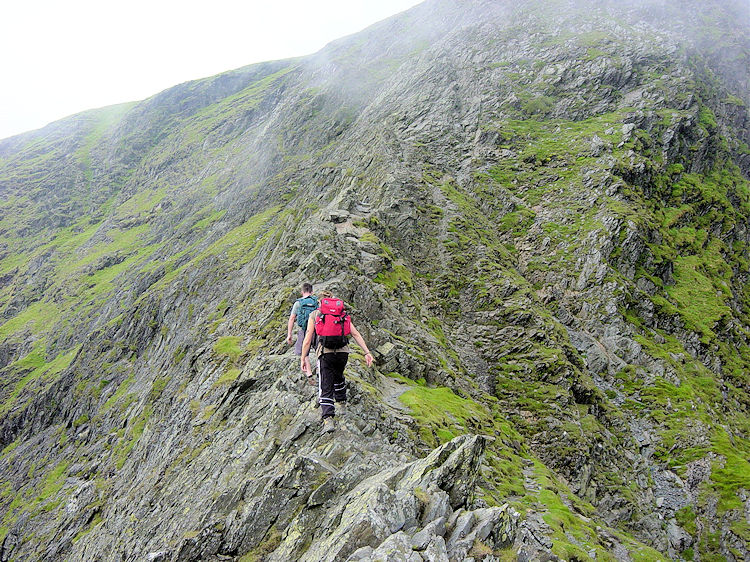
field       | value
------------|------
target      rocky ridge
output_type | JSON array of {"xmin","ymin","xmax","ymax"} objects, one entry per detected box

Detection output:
[{"xmin": 1, "ymin": 0, "xmax": 749, "ymax": 560}]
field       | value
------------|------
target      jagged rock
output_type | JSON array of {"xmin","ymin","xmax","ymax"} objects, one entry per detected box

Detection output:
[
  {"xmin": 346, "ymin": 546, "xmax": 374, "ymax": 561},
  {"xmin": 446, "ymin": 510, "xmax": 475, "ymax": 551},
  {"xmin": 422, "ymin": 535, "xmax": 450, "ymax": 562},
  {"xmin": 421, "ymin": 489, "xmax": 452, "ymax": 525},
  {"xmin": 411, "ymin": 517, "xmax": 447, "ymax": 550},
  {"xmin": 474, "ymin": 505, "xmax": 514, "ymax": 547},
  {"xmin": 590, "ymin": 134, "xmax": 609, "ymax": 157},
  {"xmin": 329, "ymin": 210, "xmax": 351, "ymax": 223},
  {"xmin": 666, "ymin": 519, "xmax": 692, "ymax": 552},
  {"xmin": 0, "ymin": 1, "xmax": 748, "ymax": 561},
  {"xmin": 368, "ymin": 531, "xmax": 423, "ymax": 561},
  {"xmin": 272, "ymin": 435, "xmax": 491, "ymax": 562},
  {"xmin": 64, "ymin": 481, "xmax": 96, "ymax": 515},
  {"xmin": 375, "ymin": 342, "xmax": 396, "ymax": 361}
]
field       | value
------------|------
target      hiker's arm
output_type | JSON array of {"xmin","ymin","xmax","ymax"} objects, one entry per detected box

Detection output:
[
  {"xmin": 350, "ymin": 322, "xmax": 374, "ymax": 367},
  {"xmin": 300, "ymin": 315, "xmax": 316, "ymax": 368},
  {"xmin": 286, "ymin": 313, "xmax": 296, "ymax": 345}
]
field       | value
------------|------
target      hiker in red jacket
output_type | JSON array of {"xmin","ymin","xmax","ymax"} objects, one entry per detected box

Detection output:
[{"xmin": 300, "ymin": 292, "xmax": 373, "ymax": 433}]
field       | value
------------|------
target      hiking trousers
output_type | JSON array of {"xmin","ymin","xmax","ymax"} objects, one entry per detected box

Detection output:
[
  {"xmin": 318, "ymin": 352, "xmax": 348, "ymax": 419},
  {"xmin": 294, "ymin": 329, "xmax": 317, "ymax": 356}
]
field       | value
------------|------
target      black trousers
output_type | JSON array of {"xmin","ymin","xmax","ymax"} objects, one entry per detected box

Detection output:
[{"xmin": 318, "ymin": 352, "xmax": 348, "ymax": 419}]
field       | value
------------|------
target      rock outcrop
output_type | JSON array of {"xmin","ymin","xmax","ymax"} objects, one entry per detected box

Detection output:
[{"xmin": 1, "ymin": 0, "xmax": 749, "ymax": 560}]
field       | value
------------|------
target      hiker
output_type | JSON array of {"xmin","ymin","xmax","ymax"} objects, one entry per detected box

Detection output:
[
  {"xmin": 287, "ymin": 283, "xmax": 318, "ymax": 381},
  {"xmin": 300, "ymin": 292, "xmax": 374, "ymax": 433}
]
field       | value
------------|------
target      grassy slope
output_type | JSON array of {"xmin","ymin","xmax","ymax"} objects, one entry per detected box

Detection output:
[
  {"xmin": 0, "ymin": 63, "xmax": 298, "ymax": 545},
  {"xmin": 359, "ymin": 7, "xmax": 750, "ymax": 558},
  {"xmin": 0, "ymin": 2, "xmax": 748, "ymax": 560}
]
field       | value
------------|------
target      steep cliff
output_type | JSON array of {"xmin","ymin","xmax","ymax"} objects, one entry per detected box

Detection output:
[{"xmin": 1, "ymin": 0, "xmax": 749, "ymax": 560}]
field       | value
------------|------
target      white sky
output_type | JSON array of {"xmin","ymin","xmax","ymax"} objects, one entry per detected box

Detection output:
[{"xmin": 0, "ymin": 0, "xmax": 423, "ymax": 140}]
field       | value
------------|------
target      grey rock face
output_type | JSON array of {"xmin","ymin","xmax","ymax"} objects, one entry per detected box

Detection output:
[
  {"xmin": 0, "ymin": 1, "xmax": 748, "ymax": 561},
  {"xmin": 411, "ymin": 517, "xmax": 446, "ymax": 550},
  {"xmin": 666, "ymin": 519, "xmax": 693, "ymax": 553},
  {"xmin": 421, "ymin": 490, "xmax": 452, "ymax": 526},
  {"xmin": 367, "ymin": 531, "xmax": 420, "ymax": 561},
  {"xmin": 270, "ymin": 434, "xmax": 518, "ymax": 562},
  {"xmin": 422, "ymin": 535, "xmax": 449, "ymax": 562}
]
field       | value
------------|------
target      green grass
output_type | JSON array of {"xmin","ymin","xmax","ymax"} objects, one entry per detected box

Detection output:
[
  {"xmin": 374, "ymin": 264, "xmax": 414, "ymax": 291},
  {"xmin": 0, "ymin": 252, "xmax": 31, "ymax": 276},
  {"xmin": 0, "ymin": 22, "xmax": 747, "ymax": 562},
  {"xmin": 72, "ymin": 513, "xmax": 103, "ymax": 544},
  {"xmin": 115, "ymin": 188, "xmax": 168, "ymax": 218},
  {"xmin": 514, "ymin": 458, "xmax": 666, "ymax": 562},
  {"xmin": 189, "ymin": 66, "xmax": 294, "ymax": 130},
  {"xmin": 520, "ymin": 95, "xmax": 556, "ymax": 117},
  {"xmin": 676, "ymin": 505, "xmax": 698, "ymax": 535},
  {"xmin": 399, "ymin": 385, "xmax": 487, "ymax": 447},
  {"xmin": 146, "ymin": 206, "xmax": 282, "ymax": 295},
  {"xmin": 114, "ymin": 407, "xmax": 152, "ymax": 469},
  {"xmin": 709, "ymin": 429, "xmax": 750, "ymax": 513},
  {"xmin": 667, "ymin": 254, "xmax": 731, "ymax": 341},
  {"xmin": 0, "ymin": 301, "xmax": 61, "ymax": 340},
  {"xmin": 100, "ymin": 374, "xmax": 135, "ymax": 413},
  {"xmin": 199, "ymin": 206, "xmax": 282, "ymax": 265},
  {"xmin": 0, "ymin": 440, "xmax": 20, "ymax": 460},
  {"xmin": 38, "ymin": 461, "xmax": 69, "ymax": 502},
  {"xmin": 192, "ymin": 209, "xmax": 227, "ymax": 231},
  {"xmin": 37, "ymin": 220, "xmax": 102, "ymax": 258},
  {"xmin": 58, "ymin": 224, "xmax": 152, "ymax": 276},
  {"xmin": 213, "ymin": 368, "xmax": 241, "ymax": 387},
  {"xmin": 149, "ymin": 376, "xmax": 169, "ymax": 401},
  {"xmin": 11, "ymin": 341, "xmax": 47, "ymax": 370},
  {"xmin": 0, "ymin": 460, "xmax": 70, "ymax": 539},
  {"xmin": 74, "ymin": 104, "xmax": 132, "ymax": 173},
  {"xmin": 213, "ymin": 337, "xmax": 242, "ymax": 362},
  {"xmin": 238, "ymin": 526, "xmax": 282, "ymax": 562},
  {"xmin": 1, "ymin": 345, "xmax": 80, "ymax": 415}
]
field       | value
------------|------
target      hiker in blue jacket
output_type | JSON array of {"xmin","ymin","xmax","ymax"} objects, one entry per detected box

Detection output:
[{"xmin": 287, "ymin": 283, "xmax": 318, "ymax": 382}]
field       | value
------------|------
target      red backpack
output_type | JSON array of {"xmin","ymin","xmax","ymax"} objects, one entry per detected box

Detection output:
[{"xmin": 314, "ymin": 297, "xmax": 351, "ymax": 349}]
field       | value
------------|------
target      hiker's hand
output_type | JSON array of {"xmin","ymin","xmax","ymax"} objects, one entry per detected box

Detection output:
[
  {"xmin": 364, "ymin": 352, "xmax": 374, "ymax": 367},
  {"xmin": 286, "ymin": 335, "xmax": 293, "ymax": 345},
  {"xmin": 300, "ymin": 358, "xmax": 306, "ymax": 371}
]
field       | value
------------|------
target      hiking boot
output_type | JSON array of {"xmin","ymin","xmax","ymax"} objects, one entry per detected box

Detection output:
[
  {"xmin": 322, "ymin": 418, "xmax": 335, "ymax": 433},
  {"xmin": 335, "ymin": 402, "xmax": 347, "ymax": 417}
]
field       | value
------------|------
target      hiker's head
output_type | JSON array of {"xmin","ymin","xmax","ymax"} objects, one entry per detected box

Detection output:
[
  {"xmin": 319, "ymin": 290, "xmax": 334, "ymax": 299},
  {"xmin": 301, "ymin": 282, "xmax": 313, "ymax": 296}
]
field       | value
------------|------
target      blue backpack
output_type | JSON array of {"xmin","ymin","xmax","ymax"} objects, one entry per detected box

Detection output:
[{"xmin": 296, "ymin": 296, "xmax": 318, "ymax": 331}]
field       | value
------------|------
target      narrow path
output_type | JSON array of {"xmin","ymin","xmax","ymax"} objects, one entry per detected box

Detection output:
[{"xmin": 377, "ymin": 374, "xmax": 412, "ymax": 416}]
